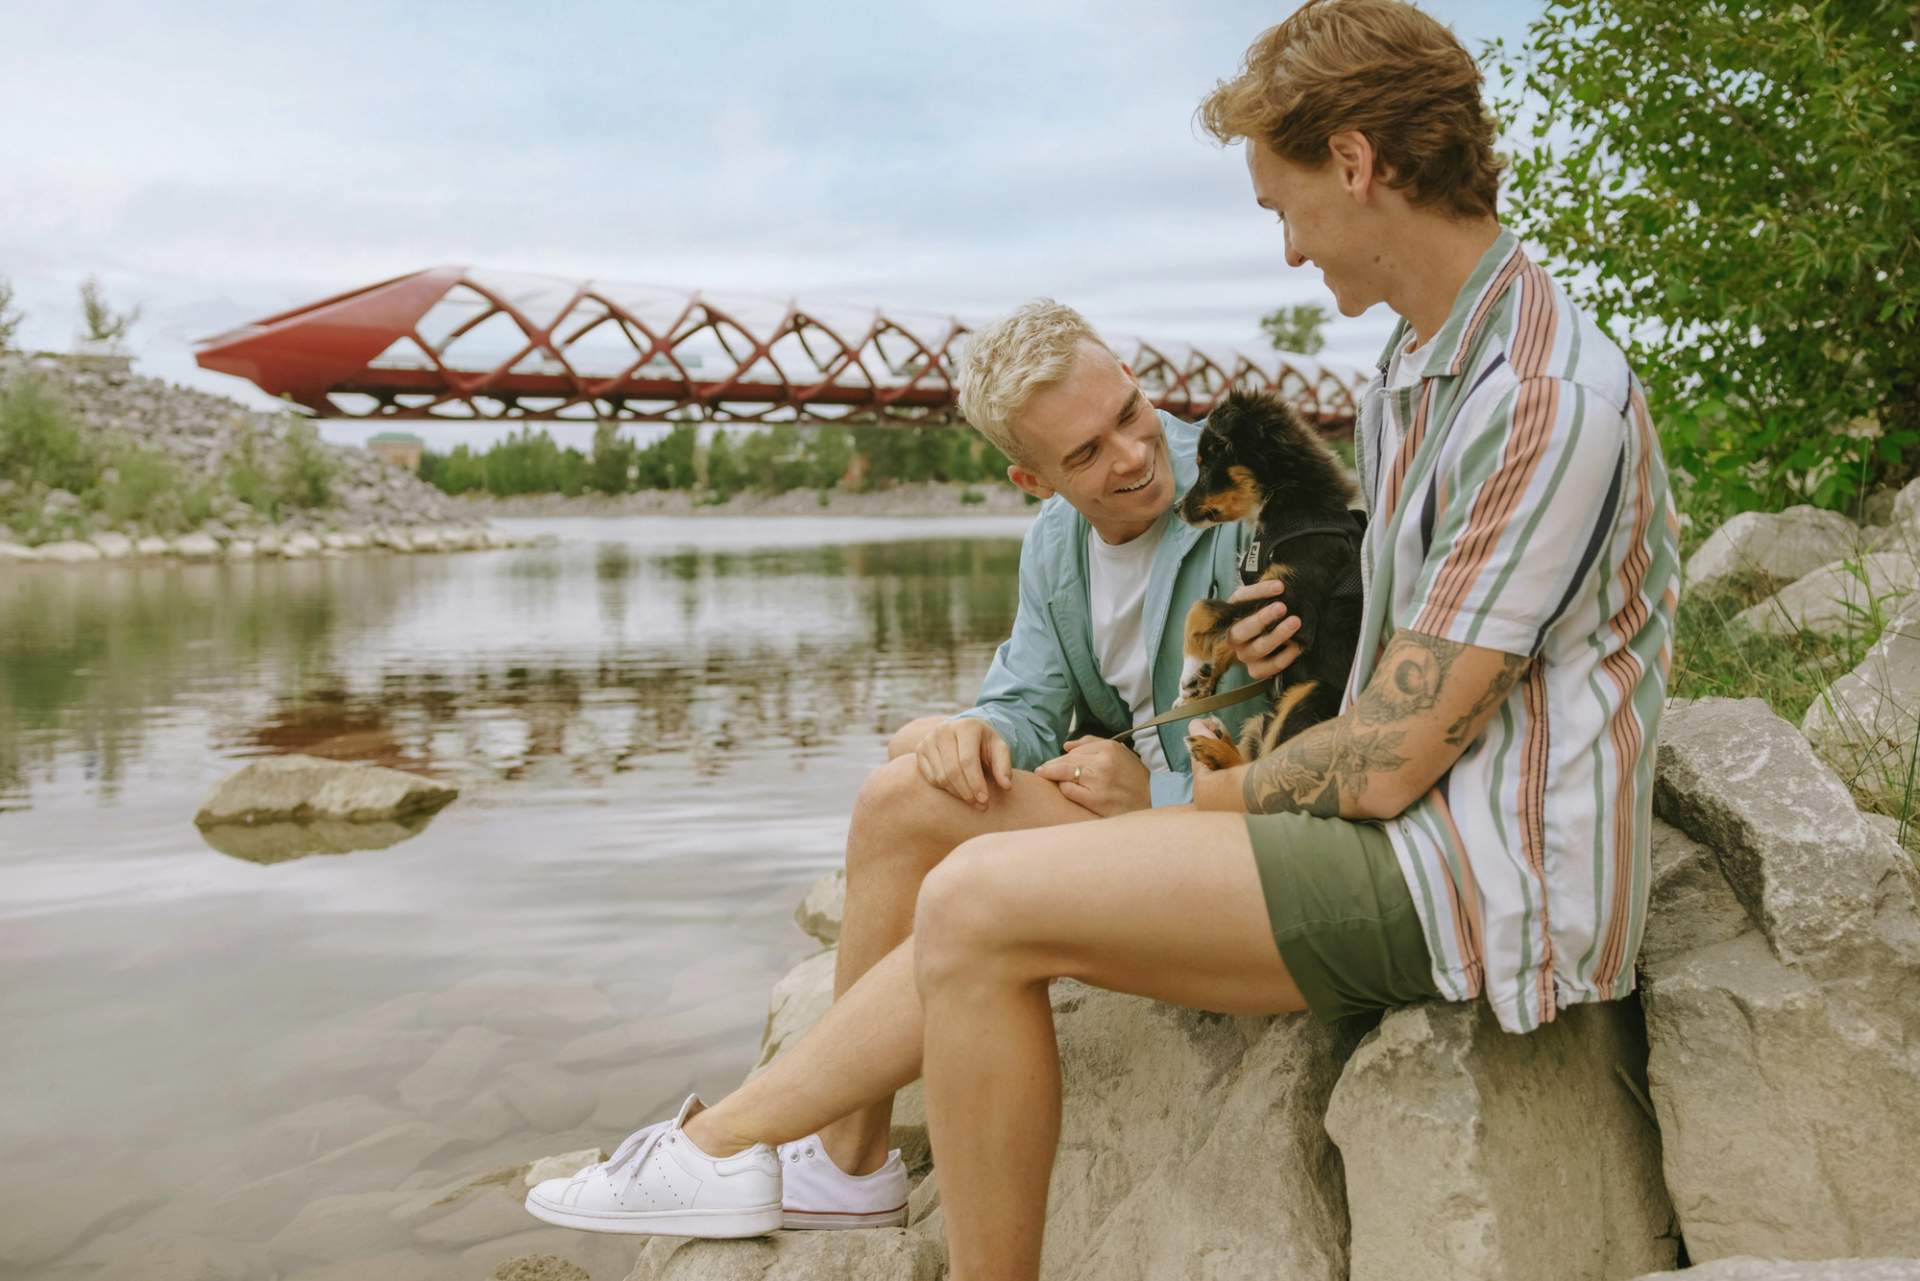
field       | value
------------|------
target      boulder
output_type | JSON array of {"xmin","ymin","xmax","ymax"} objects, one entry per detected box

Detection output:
[
  {"xmin": 1038, "ymin": 983, "xmax": 1356, "ymax": 1281},
  {"xmin": 255, "ymin": 531, "xmax": 284, "ymax": 557},
  {"xmin": 89, "ymin": 531, "xmax": 134, "ymax": 559},
  {"xmin": 522, "ymin": 1149, "xmax": 604, "ymax": 1190},
  {"xmin": 1631, "ymin": 1260, "xmax": 1920, "ymax": 1280},
  {"xmin": 410, "ymin": 527, "xmax": 445, "ymax": 551},
  {"xmin": 195, "ymin": 754, "xmax": 458, "ymax": 827},
  {"xmin": 622, "ymin": 1228, "xmax": 945, "ymax": 1281},
  {"xmin": 1891, "ymin": 473, "xmax": 1920, "ymax": 531},
  {"xmin": 283, "ymin": 532, "xmax": 324, "ymax": 558},
  {"xmin": 321, "ymin": 532, "xmax": 350, "ymax": 551},
  {"xmin": 227, "ymin": 539, "xmax": 257, "ymax": 560},
  {"xmin": 36, "ymin": 540, "xmax": 102, "ymax": 563},
  {"xmin": 1687, "ymin": 506, "xmax": 1866, "ymax": 593},
  {"xmin": 1646, "ymin": 699, "xmax": 1920, "ymax": 1262},
  {"xmin": 0, "ymin": 541, "xmax": 38, "ymax": 562},
  {"xmin": 172, "ymin": 532, "xmax": 222, "ymax": 560},
  {"xmin": 1733, "ymin": 551, "xmax": 1920, "ymax": 637},
  {"xmin": 1324, "ymin": 1000, "xmax": 1676, "ymax": 1281},
  {"xmin": 793, "ymin": 869, "xmax": 845, "ymax": 946},
  {"xmin": 1801, "ymin": 596, "xmax": 1920, "ymax": 786},
  {"xmin": 133, "ymin": 535, "xmax": 171, "ymax": 557}
]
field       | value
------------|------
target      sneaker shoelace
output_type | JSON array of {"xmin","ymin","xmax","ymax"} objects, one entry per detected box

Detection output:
[{"xmin": 602, "ymin": 1118, "xmax": 675, "ymax": 1200}]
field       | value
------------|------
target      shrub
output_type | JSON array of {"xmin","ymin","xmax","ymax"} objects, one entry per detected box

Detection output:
[
  {"xmin": 0, "ymin": 277, "xmax": 21, "ymax": 352},
  {"xmin": 1488, "ymin": 0, "xmax": 1920, "ymax": 522},
  {"xmin": 277, "ymin": 420, "xmax": 336, "ymax": 509}
]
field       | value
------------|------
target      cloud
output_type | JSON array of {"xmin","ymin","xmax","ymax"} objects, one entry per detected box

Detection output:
[{"xmin": 1, "ymin": 0, "xmax": 1540, "ymax": 445}]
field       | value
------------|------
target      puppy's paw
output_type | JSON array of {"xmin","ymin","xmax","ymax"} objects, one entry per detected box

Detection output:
[
  {"xmin": 1187, "ymin": 731, "xmax": 1244, "ymax": 772},
  {"xmin": 1188, "ymin": 716, "xmax": 1226, "ymax": 741}
]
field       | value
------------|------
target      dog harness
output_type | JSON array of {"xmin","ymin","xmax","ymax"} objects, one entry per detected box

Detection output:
[{"xmin": 1236, "ymin": 506, "xmax": 1369, "ymax": 653}]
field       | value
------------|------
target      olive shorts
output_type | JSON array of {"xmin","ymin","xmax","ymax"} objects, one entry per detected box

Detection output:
[{"xmin": 1243, "ymin": 811, "xmax": 1441, "ymax": 1023}]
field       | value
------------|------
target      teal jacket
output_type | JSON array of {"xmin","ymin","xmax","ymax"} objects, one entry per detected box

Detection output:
[{"xmin": 952, "ymin": 410, "xmax": 1271, "ymax": 807}]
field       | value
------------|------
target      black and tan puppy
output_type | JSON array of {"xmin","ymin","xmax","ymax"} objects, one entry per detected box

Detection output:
[{"xmin": 1176, "ymin": 389, "xmax": 1365, "ymax": 772}]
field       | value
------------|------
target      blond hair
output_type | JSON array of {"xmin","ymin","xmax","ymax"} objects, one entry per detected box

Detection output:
[
  {"xmin": 1197, "ymin": 0, "xmax": 1504, "ymax": 220},
  {"xmin": 957, "ymin": 299, "xmax": 1112, "ymax": 464}
]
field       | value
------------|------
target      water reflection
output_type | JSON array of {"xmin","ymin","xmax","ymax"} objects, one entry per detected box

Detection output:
[
  {"xmin": 198, "ymin": 814, "xmax": 436, "ymax": 864},
  {"xmin": 0, "ymin": 519, "xmax": 1026, "ymax": 809}
]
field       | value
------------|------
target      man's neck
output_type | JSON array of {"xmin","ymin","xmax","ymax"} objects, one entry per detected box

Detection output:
[
  {"xmin": 1386, "ymin": 217, "xmax": 1503, "ymax": 349},
  {"xmin": 1088, "ymin": 505, "xmax": 1167, "ymax": 547}
]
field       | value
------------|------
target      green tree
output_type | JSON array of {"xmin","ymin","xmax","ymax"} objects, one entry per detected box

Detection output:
[
  {"xmin": 1259, "ymin": 303, "xmax": 1329, "ymax": 356},
  {"xmin": 0, "ymin": 277, "xmax": 22, "ymax": 352},
  {"xmin": 1488, "ymin": 1, "xmax": 1920, "ymax": 520},
  {"xmin": 78, "ymin": 276, "xmax": 140, "ymax": 346},
  {"xmin": 589, "ymin": 419, "xmax": 637, "ymax": 495}
]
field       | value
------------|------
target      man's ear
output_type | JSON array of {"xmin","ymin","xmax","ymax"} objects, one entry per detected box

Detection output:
[
  {"xmin": 1327, "ymin": 129, "xmax": 1379, "ymax": 201},
  {"xmin": 1006, "ymin": 463, "xmax": 1054, "ymax": 501}
]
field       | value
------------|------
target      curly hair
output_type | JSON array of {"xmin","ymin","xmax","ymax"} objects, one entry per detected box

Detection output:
[{"xmin": 1197, "ymin": 0, "xmax": 1504, "ymax": 220}]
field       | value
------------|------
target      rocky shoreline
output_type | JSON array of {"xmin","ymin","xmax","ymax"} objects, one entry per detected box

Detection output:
[
  {"xmin": 0, "ymin": 352, "xmax": 532, "ymax": 565},
  {"xmin": 0, "ymin": 520, "xmax": 539, "ymax": 566},
  {"xmin": 452, "ymin": 481, "xmax": 1039, "ymax": 521}
]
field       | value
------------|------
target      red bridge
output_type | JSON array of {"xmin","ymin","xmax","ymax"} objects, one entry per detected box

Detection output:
[{"xmin": 195, "ymin": 266, "xmax": 1365, "ymax": 433}]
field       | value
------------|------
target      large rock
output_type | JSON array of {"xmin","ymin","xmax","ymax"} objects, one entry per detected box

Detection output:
[
  {"xmin": 622, "ymin": 1228, "xmax": 945, "ymax": 1281},
  {"xmin": 195, "ymin": 754, "xmax": 458, "ymax": 826},
  {"xmin": 0, "ymin": 541, "xmax": 39, "ymax": 561},
  {"xmin": 1801, "ymin": 596, "xmax": 1920, "ymax": 788},
  {"xmin": 1038, "ymin": 984, "xmax": 1356, "ymax": 1281},
  {"xmin": 1733, "ymin": 551, "xmax": 1920, "ymax": 637},
  {"xmin": 172, "ymin": 531, "xmax": 222, "ymax": 560},
  {"xmin": 1324, "ymin": 1000, "xmax": 1676, "ymax": 1281},
  {"xmin": 1632, "ymin": 1260, "xmax": 1920, "ymax": 1280},
  {"xmin": 1688, "ymin": 506, "xmax": 1867, "ymax": 593},
  {"xmin": 36, "ymin": 539, "xmax": 102, "ymax": 563},
  {"xmin": 1646, "ymin": 699, "xmax": 1920, "ymax": 1262},
  {"xmin": 89, "ymin": 531, "xmax": 134, "ymax": 559},
  {"xmin": 793, "ymin": 869, "xmax": 844, "ymax": 947}
]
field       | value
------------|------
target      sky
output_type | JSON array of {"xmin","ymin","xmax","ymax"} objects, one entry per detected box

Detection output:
[{"xmin": 0, "ymin": 0, "xmax": 1543, "ymax": 449}]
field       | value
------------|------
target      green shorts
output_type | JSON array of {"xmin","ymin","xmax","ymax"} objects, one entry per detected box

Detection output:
[{"xmin": 1243, "ymin": 811, "xmax": 1441, "ymax": 1024}]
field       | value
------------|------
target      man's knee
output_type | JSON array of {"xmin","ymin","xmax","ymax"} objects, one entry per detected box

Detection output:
[
  {"xmin": 913, "ymin": 835, "xmax": 1023, "ymax": 988},
  {"xmin": 886, "ymin": 715, "xmax": 948, "ymax": 760},
  {"xmin": 847, "ymin": 755, "xmax": 946, "ymax": 879}
]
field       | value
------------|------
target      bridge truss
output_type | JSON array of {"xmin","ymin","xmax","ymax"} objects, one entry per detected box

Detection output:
[{"xmin": 195, "ymin": 266, "xmax": 1366, "ymax": 433}]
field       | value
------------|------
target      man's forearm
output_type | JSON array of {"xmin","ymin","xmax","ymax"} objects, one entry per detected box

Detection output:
[
  {"xmin": 1238, "ymin": 631, "xmax": 1529, "ymax": 819},
  {"xmin": 1240, "ymin": 710, "xmax": 1409, "ymax": 818}
]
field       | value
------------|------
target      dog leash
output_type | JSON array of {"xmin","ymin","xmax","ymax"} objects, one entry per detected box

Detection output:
[{"xmin": 1103, "ymin": 678, "xmax": 1276, "ymax": 742}]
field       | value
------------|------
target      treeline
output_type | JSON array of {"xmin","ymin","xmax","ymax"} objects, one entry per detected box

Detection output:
[{"xmin": 420, "ymin": 421, "xmax": 1014, "ymax": 500}]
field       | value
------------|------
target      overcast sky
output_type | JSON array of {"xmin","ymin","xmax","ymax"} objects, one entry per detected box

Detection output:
[{"xmin": 1, "ymin": 0, "xmax": 1541, "ymax": 448}]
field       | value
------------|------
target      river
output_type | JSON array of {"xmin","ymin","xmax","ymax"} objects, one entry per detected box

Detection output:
[{"xmin": 0, "ymin": 514, "xmax": 1031, "ymax": 1280}]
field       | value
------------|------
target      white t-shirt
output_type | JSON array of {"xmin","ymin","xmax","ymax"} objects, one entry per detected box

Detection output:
[{"xmin": 1086, "ymin": 511, "xmax": 1172, "ymax": 773}]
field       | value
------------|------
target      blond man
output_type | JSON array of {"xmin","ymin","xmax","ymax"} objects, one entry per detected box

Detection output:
[{"xmin": 525, "ymin": 3, "xmax": 1679, "ymax": 1277}]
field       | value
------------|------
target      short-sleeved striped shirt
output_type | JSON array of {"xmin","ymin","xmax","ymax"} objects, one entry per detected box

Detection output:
[{"xmin": 1346, "ymin": 228, "xmax": 1682, "ymax": 1035}]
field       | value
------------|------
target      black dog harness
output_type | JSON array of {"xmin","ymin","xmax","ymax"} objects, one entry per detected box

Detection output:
[{"xmin": 1236, "ymin": 506, "xmax": 1369, "ymax": 652}]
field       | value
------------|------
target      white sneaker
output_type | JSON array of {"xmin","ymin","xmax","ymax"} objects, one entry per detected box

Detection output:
[
  {"xmin": 777, "ymin": 1133, "xmax": 909, "ymax": 1229},
  {"xmin": 523, "ymin": 1093, "xmax": 782, "ymax": 1237}
]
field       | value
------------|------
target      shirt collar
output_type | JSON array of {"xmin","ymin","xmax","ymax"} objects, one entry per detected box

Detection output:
[{"xmin": 1373, "ymin": 227, "xmax": 1524, "ymax": 380}]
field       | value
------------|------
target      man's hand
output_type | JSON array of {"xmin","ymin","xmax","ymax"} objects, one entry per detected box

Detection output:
[
  {"xmin": 1036, "ymin": 737, "xmax": 1151, "ymax": 817},
  {"xmin": 915, "ymin": 717, "xmax": 1014, "ymax": 810},
  {"xmin": 1227, "ymin": 579, "xmax": 1305, "ymax": 681}
]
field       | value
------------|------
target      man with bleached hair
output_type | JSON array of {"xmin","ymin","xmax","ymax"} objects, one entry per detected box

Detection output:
[{"xmin": 524, "ymin": 298, "xmax": 1292, "ymax": 1235}]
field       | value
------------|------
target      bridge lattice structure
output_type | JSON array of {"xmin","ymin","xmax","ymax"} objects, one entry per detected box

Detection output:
[{"xmin": 194, "ymin": 266, "xmax": 1366, "ymax": 433}]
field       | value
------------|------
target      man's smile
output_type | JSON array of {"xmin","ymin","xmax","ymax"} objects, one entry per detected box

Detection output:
[{"xmin": 1114, "ymin": 457, "xmax": 1157, "ymax": 495}]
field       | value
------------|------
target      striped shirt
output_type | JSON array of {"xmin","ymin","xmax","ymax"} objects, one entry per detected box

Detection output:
[{"xmin": 1345, "ymin": 228, "xmax": 1682, "ymax": 1035}]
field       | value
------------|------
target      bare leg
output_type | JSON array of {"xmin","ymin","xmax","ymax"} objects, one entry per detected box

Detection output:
[
  {"xmin": 680, "ymin": 729, "xmax": 1095, "ymax": 1171},
  {"xmin": 911, "ymin": 808, "xmax": 1306, "ymax": 1281}
]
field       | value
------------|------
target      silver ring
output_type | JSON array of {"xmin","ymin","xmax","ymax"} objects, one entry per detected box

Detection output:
[{"xmin": 1072, "ymin": 765, "xmax": 1082, "ymax": 782}]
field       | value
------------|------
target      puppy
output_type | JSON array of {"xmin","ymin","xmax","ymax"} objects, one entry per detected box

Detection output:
[{"xmin": 1175, "ymin": 389, "xmax": 1365, "ymax": 772}]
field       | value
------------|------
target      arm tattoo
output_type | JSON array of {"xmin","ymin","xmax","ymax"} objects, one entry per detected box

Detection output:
[
  {"xmin": 1445, "ymin": 651, "xmax": 1530, "ymax": 746},
  {"xmin": 1241, "ymin": 631, "xmax": 1528, "ymax": 817}
]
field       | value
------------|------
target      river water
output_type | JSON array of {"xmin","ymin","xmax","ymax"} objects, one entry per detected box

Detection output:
[{"xmin": 0, "ymin": 514, "xmax": 1031, "ymax": 1281}]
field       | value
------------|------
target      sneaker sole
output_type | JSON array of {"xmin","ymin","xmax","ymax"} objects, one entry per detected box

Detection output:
[
  {"xmin": 524, "ymin": 1190, "xmax": 782, "ymax": 1237},
  {"xmin": 783, "ymin": 1205, "xmax": 909, "ymax": 1230}
]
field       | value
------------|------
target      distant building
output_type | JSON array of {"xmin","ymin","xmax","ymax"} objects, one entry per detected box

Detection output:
[{"xmin": 367, "ymin": 431, "xmax": 425, "ymax": 472}]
